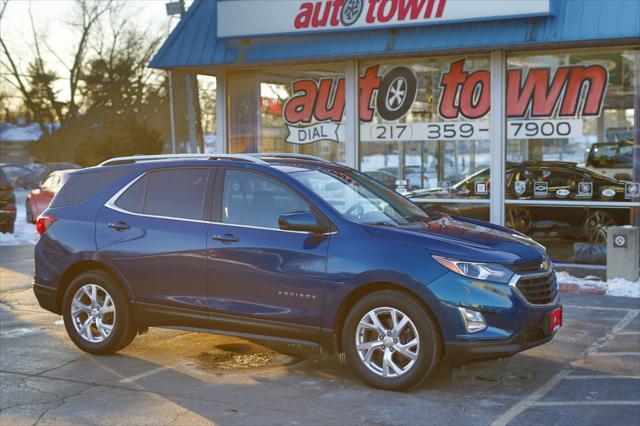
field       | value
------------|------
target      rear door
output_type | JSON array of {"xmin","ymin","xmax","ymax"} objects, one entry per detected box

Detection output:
[
  {"xmin": 206, "ymin": 168, "xmax": 329, "ymax": 340},
  {"xmin": 97, "ymin": 167, "xmax": 214, "ymax": 328}
]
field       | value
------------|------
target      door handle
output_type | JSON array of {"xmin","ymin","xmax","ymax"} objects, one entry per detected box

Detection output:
[
  {"xmin": 107, "ymin": 221, "xmax": 131, "ymax": 231},
  {"xmin": 211, "ymin": 233, "xmax": 239, "ymax": 243}
]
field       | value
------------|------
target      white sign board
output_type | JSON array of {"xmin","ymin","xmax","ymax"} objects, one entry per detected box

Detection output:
[{"xmin": 217, "ymin": 0, "xmax": 551, "ymax": 38}]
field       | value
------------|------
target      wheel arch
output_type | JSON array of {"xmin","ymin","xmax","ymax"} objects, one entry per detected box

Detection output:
[
  {"xmin": 56, "ymin": 259, "xmax": 134, "ymax": 314},
  {"xmin": 332, "ymin": 281, "xmax": 444, "ymax": 354}
]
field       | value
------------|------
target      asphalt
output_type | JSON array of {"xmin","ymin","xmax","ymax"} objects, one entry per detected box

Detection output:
[{"xmin": 0, "ymin": 244, "xmax": 639, "ymax": 425}]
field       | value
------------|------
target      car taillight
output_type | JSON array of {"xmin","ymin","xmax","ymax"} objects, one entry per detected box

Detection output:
[{"xmin": 36, "ymin": 215, "xmax": 56, "ymax": 235}]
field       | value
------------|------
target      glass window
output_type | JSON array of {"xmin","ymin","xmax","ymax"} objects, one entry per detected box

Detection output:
[
  {"xmin": 222, "ymin": 170, "xmax": 310, "ymax": 229},
  {"xmin": 291, "ymin": 167, "xmax": 428, "ymax": 226},
  {"xmin": 357, "ymin": 56, "xmax": 492, "ymax": 222},
  {"xmin": 115, "ymin": 175, "xmax": 147, "ymax": 213},
  {"xmin": 50, "ymin": 168, "xmax": 131, "ymax": 208},
  {"xmin": 227, "ymin": 64, "xmax": 346, "ymax": 163},
  {"xmin": 505, "ymin": 47, "xmax": 639, "ymax": 264},
  {"xmin": 143, "ymin": 169, "xmax": 208, "ymax": 220}
]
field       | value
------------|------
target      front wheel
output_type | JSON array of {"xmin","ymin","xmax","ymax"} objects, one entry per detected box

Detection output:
[
  {"xmin": 342, "ymin": 290, "xmax": 441, "ymax": 391},
  {"xmin": 62, "ymin": 271, "xmax": 137, "ymax": 355}
]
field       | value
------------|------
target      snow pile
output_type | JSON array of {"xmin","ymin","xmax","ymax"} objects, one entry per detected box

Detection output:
[
  {"xmin": 0, "ymin": 123, "xmax": 42, "ymax": 142},
  {"xmin": 556, "ymin": 271, "xmax": 640, "ymax": 298}
]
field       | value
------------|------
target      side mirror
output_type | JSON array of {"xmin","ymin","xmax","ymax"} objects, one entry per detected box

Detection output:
[{"xmin": 278, "ymin": 211, "xmax": 326, "ymax": 234}]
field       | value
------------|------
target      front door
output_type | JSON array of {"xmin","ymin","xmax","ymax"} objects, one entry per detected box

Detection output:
[
  {"xmin": 207, "ymin": 168, "xmax": 329, "ymax": 341},
  {"xmin": 97, "ymin": 167, "xmax": 214, "ymax": 328}
]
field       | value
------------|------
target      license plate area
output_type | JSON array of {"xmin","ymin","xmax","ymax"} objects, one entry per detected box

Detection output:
[{"xmin": 545, "ymin": 307, "xmax": 563, "ymax": 335}]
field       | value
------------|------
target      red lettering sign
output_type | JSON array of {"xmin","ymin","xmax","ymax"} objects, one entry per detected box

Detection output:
[{"xmin": 283, "ymin": 59, "xmax": 609, "ymax": 128}]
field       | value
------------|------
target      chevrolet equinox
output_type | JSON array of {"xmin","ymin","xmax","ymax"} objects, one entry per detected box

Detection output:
[{"xmin": 33, "ymin": 154, "xmax": 562, "ymax": 390}]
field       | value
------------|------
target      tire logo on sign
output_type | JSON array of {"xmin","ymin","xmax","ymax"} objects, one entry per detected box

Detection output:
[
  {"xmin": 340, "ymin": 0, "xmax": 363, "ymax": 26},
  {"xmin": 376, "ymin": 67, "xmax": 417, "ymax": 121},
  {"xmin": 556, "ymin": 188, "xmax": 570, "ymax": 198}
]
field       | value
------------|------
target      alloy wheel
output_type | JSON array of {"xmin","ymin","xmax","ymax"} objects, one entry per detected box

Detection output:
[
  {"xmin": 70, "ymin": 284, "xmax": 116, "ymax": 343},
  {"xmin": 355, "ymin": 307, "xmax": 420, "ymax": 378},
  {"xmin": 584, "ymin": 211, "xmax": 616, "ymax": 244}
]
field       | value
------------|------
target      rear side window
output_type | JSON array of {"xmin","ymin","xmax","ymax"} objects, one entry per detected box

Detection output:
[
  {"xmin": 115, "ymin": 175, "xmax": 147, "ymax": 213},
  {"xmin": 50, "ymin": 168, "xmax": 131, "ymax": 208},
  {"xmin": 115, "ymin": 168, "xmax": 209, "ymax": 220}
]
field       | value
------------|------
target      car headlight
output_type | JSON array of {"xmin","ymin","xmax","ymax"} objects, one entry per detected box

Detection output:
[{"xmin": 432, "ymin": 255, "xmax": 514, "ymax": 284}]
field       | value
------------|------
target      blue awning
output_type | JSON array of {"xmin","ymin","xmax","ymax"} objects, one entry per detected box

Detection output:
[{"xmin": 150, "ymin": 0, "xmax": 640, "ymax": 69}]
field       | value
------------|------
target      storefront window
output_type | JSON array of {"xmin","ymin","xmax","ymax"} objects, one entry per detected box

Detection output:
[
  {"xmin": 358, "ymin": 56, "xmax": 492, "ymax": 221},
  {"xmin": 505, "ymin": 47, "xmax": 639, "ymax": 264},
  {"xmin": 227, "ymin": 64, "xmax": 345, "ymax": 162}
]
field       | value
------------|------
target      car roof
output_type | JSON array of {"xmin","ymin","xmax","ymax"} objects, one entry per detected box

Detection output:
[{"xmin": 96, "ymin": 153, "xmax": 342, "ymax": 174}]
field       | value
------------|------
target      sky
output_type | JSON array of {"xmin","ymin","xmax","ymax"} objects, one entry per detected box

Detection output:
[{"xmin": 1, "ymin": 0, "xmax": 189, "ymax": 106}]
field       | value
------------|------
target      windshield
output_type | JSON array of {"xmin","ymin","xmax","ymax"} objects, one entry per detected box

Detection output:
[
  {"xmin": 587, "ymin": 144, "xmax": 633, "ymax": 168},
  {"xmin": 290, "ymin": 167, "xmax": 430, "ymax": 225}
]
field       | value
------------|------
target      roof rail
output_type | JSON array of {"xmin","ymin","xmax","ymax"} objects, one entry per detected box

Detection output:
[
  {"xmin": 99, "ymin": 154, "xmax": 268, "ymax": 166},
  {"xmin": 252, "ymin": 153, "xmax": 332, "ymax": 163}
]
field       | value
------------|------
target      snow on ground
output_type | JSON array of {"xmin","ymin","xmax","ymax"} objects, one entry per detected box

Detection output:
[
  {"xmin": 556, "ymin": 270, "xmax": 640, "ymax": 298},
  {"xmin": 0, "ymin": 190, "xmax": 39, "ymax": 246}
]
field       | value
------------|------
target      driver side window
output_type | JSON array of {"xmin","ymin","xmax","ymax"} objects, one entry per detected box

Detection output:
[{"xmin": 222, "ymin": 170, "xmax": 310, "ymax": 229}]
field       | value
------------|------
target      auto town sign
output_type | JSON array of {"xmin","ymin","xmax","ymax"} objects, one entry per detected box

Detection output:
[
  {"xmin": 217, "ymin": 0, "xmax": 551, "ymax": 38},
  {"xmin": 282, "ymin": 60, "xmax": 608, "ymax": 144}
]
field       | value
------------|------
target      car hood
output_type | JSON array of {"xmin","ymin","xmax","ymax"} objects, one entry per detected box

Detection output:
[{"xmin": 363, "ymin": 214, "xmax": 546, "ymax": 265}]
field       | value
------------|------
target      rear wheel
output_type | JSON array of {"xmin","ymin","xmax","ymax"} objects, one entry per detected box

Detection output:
[
  {"xmin": 62, "ymin": 271, "xmax": 137, "ymax": 354},
  {"xmin": 342, "ymin": 290, "xmax": 441, "ymax": 391}
]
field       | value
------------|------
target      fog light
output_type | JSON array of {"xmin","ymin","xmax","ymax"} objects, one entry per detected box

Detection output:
[{"xmin": 458, "ymin": 307, "xmax": 487, "ymax": 334}]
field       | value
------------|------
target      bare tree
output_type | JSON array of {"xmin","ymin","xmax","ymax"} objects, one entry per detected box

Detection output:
[
  {"xmin": 0, "ymin": 0, "xmax": 113, "ymax": 126},
  {"xmin": 63, "ymin": 0, "xmax": 114, "ymax": 120}
]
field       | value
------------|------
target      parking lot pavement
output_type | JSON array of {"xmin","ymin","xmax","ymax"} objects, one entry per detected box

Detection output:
[{"xmin": 1, "ymin": 245, "xmax": 639, "ymax": 425}]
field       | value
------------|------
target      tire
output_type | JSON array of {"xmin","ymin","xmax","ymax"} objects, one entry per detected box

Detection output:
[
  {"xmin": 62, "ymin": 270, "xmax": 137, "ymax": 355},
  {"xmin": 342, "ymin": 290, "xmax": 441, "ymax": 391},
  {"xmin": 507, "ymin": 207, "xmax": 533, "ymax": 234},
  {"xmin": 583, "ymin": 210, "xmax": 616, "ymax": 244},
  {"xmin": 376, "ymin": 67, "xmax": 417, "ymax": 121}
]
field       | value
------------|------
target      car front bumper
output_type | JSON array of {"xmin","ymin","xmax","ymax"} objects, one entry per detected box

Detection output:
[{"xmin": 427, "ymin": 271, "xmax": 561, "ymax": 366}]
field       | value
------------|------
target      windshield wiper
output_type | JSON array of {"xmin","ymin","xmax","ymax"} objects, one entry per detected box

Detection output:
[
  {"xmin": 365, "ymin": 221, "xmax": 396, "ymax": 227},
  {"xmin": 404, "ymin": 214, "xmax": 431, "ymax": 223}
]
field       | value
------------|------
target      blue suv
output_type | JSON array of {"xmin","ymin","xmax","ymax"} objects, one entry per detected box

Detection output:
[{"xmin": 33, "ymin": 154, "xmax": 561, "ymax": 390}]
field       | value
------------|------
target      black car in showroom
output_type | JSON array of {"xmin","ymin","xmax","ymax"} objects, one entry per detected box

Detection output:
[
  {"xmin": 0, "ymin": 167, "xmax": 17, "ymax": 233},
  {"xmin": 407, "ymin": 161, "xmax": 633, "ymax": 244}
]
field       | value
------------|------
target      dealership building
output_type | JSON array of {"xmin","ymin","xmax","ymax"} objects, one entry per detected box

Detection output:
[{"xmin": 150, "ymin": 0, "xmax": 639, "ymax": 266}]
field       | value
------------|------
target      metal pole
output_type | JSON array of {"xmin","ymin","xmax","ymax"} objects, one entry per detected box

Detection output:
[
  {"xmin": 216, "ymin": 70, "xmax": 227, "ymax": 153},
  {"xmin": 168, "ymin": 70, "xmax": 177, "ymax": 154},
  {"xmin": 490, "ymin": 50, "xmax": 506, "ymax": 226},
  {"xmin": 345, "ymin": 60, "xmax": 359, "ymax": 168}
]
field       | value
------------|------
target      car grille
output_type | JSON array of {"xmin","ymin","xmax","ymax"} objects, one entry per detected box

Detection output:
[
  {"xmin": 516, "ymin": 273, "xmax": 558, "ymax": 305},
  {"xmin": 510, "ymin": 261, "xmax": 543, "ymax": 274}
]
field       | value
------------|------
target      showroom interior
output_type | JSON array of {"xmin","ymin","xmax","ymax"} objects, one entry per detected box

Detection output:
[{"xmin": 150, "ymin": 0, "xmax": 639, "ymax": 266}]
